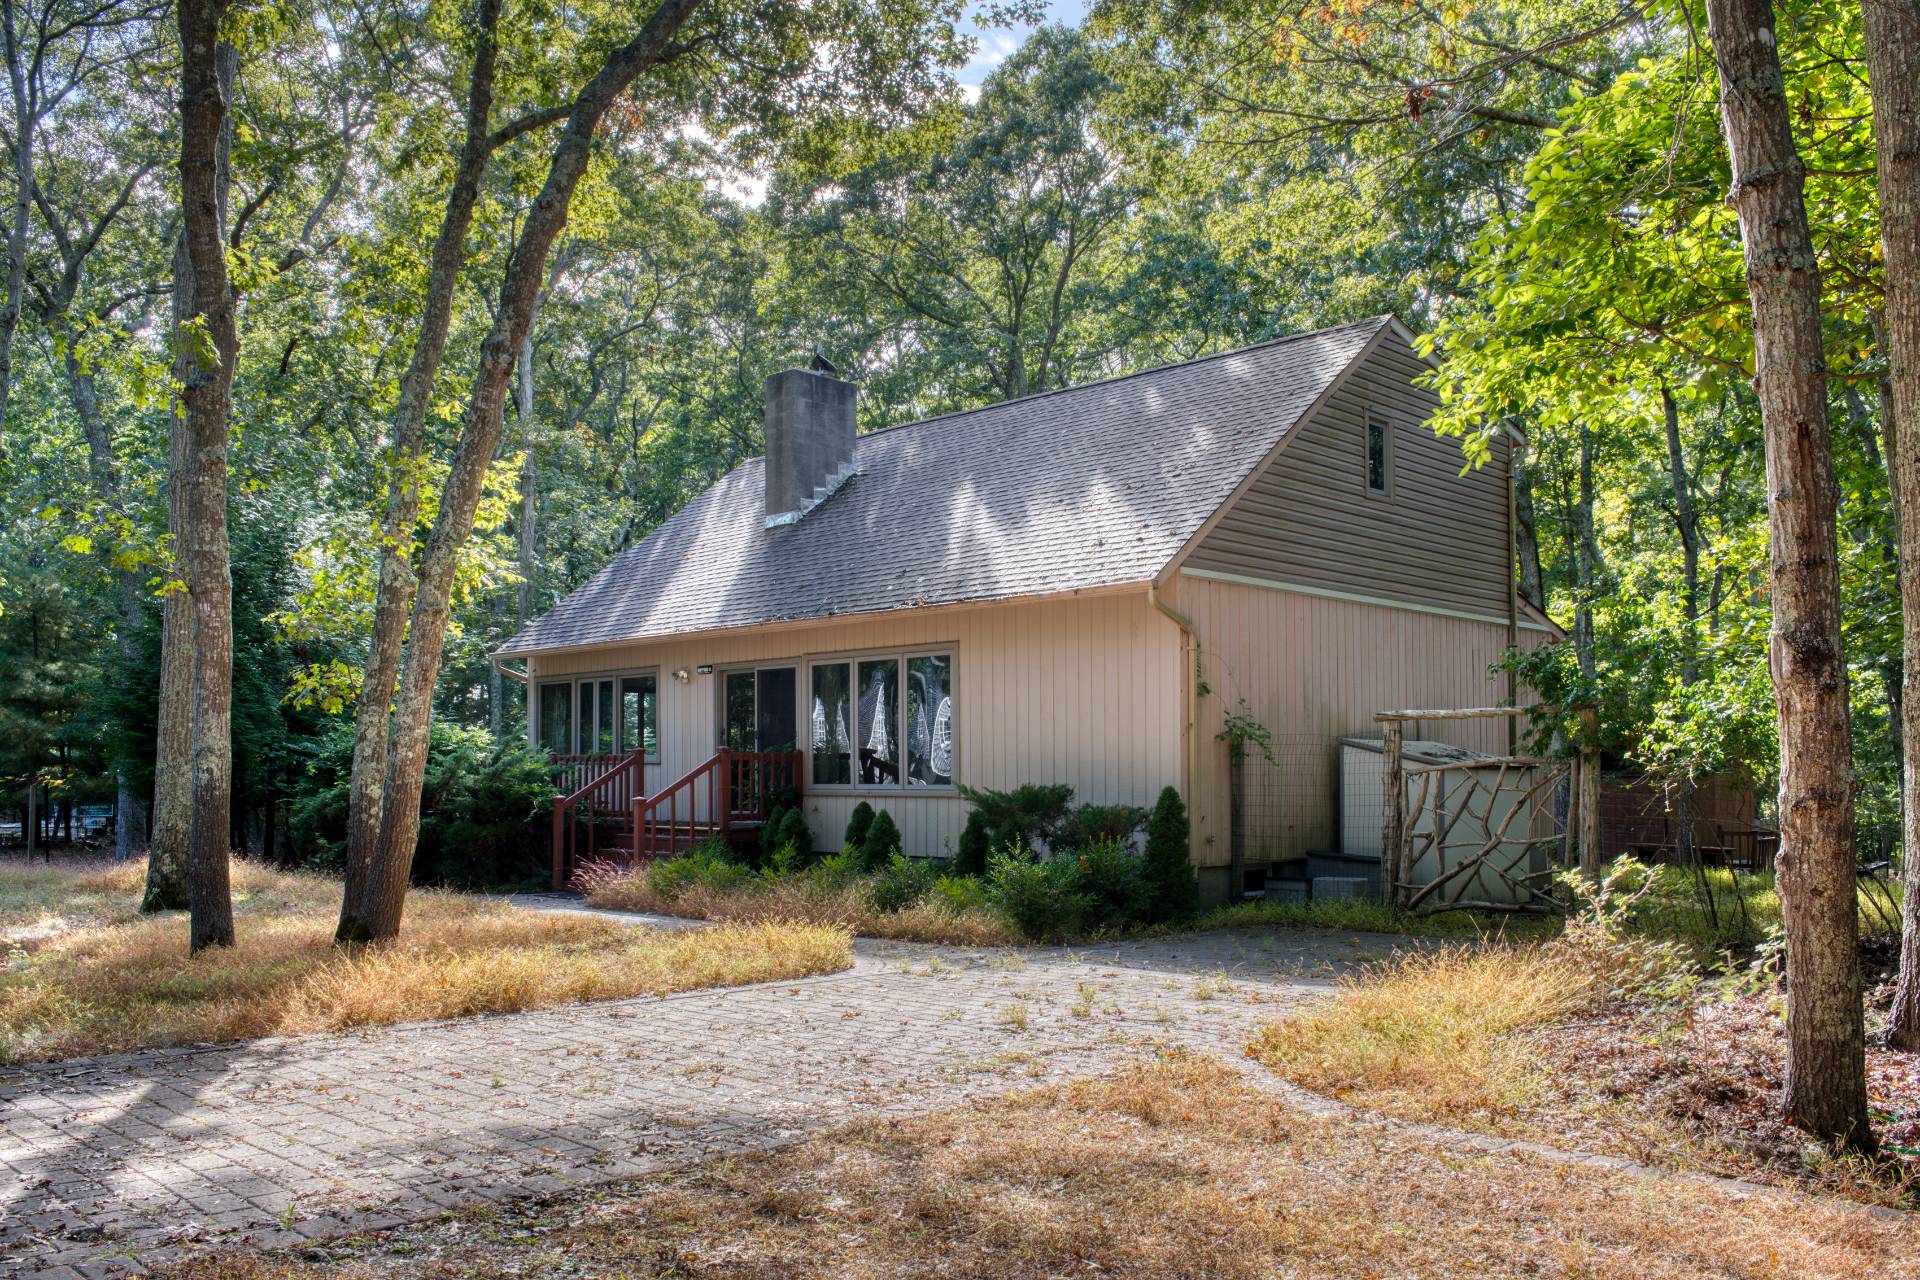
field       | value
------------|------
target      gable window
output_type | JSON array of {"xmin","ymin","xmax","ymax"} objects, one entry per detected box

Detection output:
[
  {"xmin": 1365, "ymin": 414, "xmax": 1391, "ymax": 496},
  {"xmin": 808, "ymin": 649, "xmax": 955, "ymax": 789},
  {"xmin": 535, "ymin": 672, "xmax": 659, "ymax": 760}
]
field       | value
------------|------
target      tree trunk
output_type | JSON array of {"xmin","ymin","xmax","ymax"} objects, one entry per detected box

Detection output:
[
  {"xmin": 0, "ymin": 0, "xmax": 33, "ymax": 450},
  {"xmin": 1705, "ymin": 0, "xmax": 1870, "ymax": 1147},
  {"xmin": 1573, "ymin": 425, "xmax": 1601, "ymax": 679},
  {"xmin": 345, "ymin": 0, "xmax": 705, "ymax": 943},
  {"xmin": 336, "ymin": 0, "xmax": 510, "ymax": 940},
  {"xmin": 1662, "ymin": 384, "xmax": 1704, "ymax": 873},
  {"xmin": 177, "ymin": 1, "xmax": 238, "ymax": 952},
  {"xmin": 1864, "ymin": 0, "xmax": 1920, "ymax": 1053}
]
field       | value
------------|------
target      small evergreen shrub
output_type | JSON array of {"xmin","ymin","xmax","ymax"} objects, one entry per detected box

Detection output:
[
  {"xmin": 954, "ymin": 810, "xmax": 993, "ymax": 877},
  {"xmin": 844, "ymin": 800, "xmax": 877, "ymax": 850},
  {"xmin": 957, "ymin": 782, "xmax": 1075, "ymax": 852},
  {"xmin": 986, "ymin": 847, "xmax": 1092, "ymax": 941},
  {"xmin": 806, "ymin": 846, "xmax": 867, "ymax": 889},
  {"xmin": 1071, "ymin": 837, "xmax": 1150, "ymax": 927},
  {"xmin": 870, "ymin": 851, "xmax": 937, "ymax": 912},
  {"xmin": 1142, "ymin": 785, "xmax": 1197, "ymax": 922},
  {"xmin": 1071, "ymin": 802, "xmax": 1147, "ymax": 847},
  {"xmin": 859, "ymin": 808, "xmax": 903, "ymax": 869},
  {"xmin": 775, "ymin": 807, "xmax": 812, "ymax": 860}
]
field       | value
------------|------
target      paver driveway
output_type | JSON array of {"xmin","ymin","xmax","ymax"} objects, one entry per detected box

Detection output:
[{"xmin": 0, "ymin": 908, "xmax": 1395, "ymax": 1279}]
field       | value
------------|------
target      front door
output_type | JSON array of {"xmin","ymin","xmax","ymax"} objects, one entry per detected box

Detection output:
[{"xmin": 724, "ymin": 667, "xmax": 798, "ymax": 752}]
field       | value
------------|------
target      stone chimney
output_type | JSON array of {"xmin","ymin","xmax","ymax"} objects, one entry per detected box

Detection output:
[{"xmin": 764, "ymin": 355, "xmax": 857, "ymax": 528}]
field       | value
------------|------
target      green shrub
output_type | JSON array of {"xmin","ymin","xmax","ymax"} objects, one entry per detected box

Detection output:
[
  {"xmin": 647, "ymin": 844, "xmax": 755, "ymax": 898},
  {"xmin": 930, "ymin": 872, "xmax": 991, "ymax": 915},
  {"xmin": 986, "ymin": 847, "xmax": 1092, "ymax": 941},
  {"xmin": 953, "ymin": 810, "xmax": 993, "ymax": 877},
  {"xmin": 859, "ymin": 809, "xmax": 903, "ymax": 869},
  {"xmin": 1142, "ymin": 785, "xmax": 1197, "ymax": 922},
  {"xmin": 1071, "ymin": 837, "xmax": 1150, "ymax": 927},
  {"xmin": 844, "ymin": 800, "xmax": 876, "ymax": 850},
  {"xmin": 870, "ymin": 851, "xmax": 937, "ymax": 913},
  {"xmin": 1071, "ymin": 802, "xmax": 1147, "ymax": 846},
  {"xmin": 774, "ymin": 807, "xmax": 812, "ymax": 860},
  {"xmin": 290, "ymin": 721, "xmax": 551, "ymax": 889},
  {"xmin": 957, "ymin": 782, "xmax": 1075, "ymax": 852},
  {"xmin": 806, "ymin": 846, "xmax": 867, "ymax": 889}
]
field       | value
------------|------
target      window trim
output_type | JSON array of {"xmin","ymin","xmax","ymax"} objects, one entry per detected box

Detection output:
[
  {"xmin": 1364, "ymin": 409, "xmax": 1394, "ymax": 499},
  {"xmin": 534, "ymin": 668, "xmax": 662, "ymax": 762},
  {"xmin": 804, "ymin": 645, "xmax": 958, "ymax": 794}
]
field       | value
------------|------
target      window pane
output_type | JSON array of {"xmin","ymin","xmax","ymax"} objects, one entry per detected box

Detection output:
[
  {"xmin": 857, "ymin": 658, "xmax": 900, "ymax": 785},
  {"xmin": 906, "ymin": 655, "xmax": 953, "ymax": 786},
  {"xmin": 538, "ymin": 683, "xmax": 572, "ymax": 754},
  {"xmin": 724, "ymin": 672, "xmax": 756, "ymax": 751},
  {"xmin": 810, "ymin": 663, "xmax": 852, "ymax": 785},
  {"xmin": 1367, "ymin": 420, "xmax": 1387, "ymax": 492},
  {"xmin": 621, "ymin": 675, "xmax": 658, "ymax": 759},
  {"xmin": 595, "ymin": 679, "xmax": 615, "ymax": 753}
]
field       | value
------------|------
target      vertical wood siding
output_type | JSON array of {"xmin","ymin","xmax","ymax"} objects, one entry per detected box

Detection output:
[
  {"xmin": 1185, "ymin": 326, "xmax": 1513, "ymax": 620},
  {"xmin": 1172, "ymin": 572, "xmax": 1550, "ymax": 871},
  {"xmin": 531, "ymin": 590, "xmax": 1183, "ymax": 858}
]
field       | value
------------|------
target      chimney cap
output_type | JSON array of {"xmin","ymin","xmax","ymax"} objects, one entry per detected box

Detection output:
[{"xmin": 809, "ymin": 351, "xmax": 838, "ymax": 376}]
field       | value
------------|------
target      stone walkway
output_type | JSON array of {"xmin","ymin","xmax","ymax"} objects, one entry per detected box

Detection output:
[{"xmin": 0, "ymin": 910, "xmax": 1395, "ymax": 1279}]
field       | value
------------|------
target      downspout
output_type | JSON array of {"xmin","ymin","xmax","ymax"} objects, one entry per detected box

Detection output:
[
  {"xmin": 1147, "ymin": 575, "xmax": 1199, "ymax": 816},
  {"xmin": 1506, "ymin": 434, "xmax": 1521, "ymax": 753}
]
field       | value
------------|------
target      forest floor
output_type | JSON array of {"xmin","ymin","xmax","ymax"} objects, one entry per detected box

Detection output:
[{"xmin": 0, "ymin": 858, "xmax": 849, "ymax": 1062}]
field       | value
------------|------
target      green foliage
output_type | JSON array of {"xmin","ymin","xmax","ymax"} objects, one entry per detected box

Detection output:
[
  {"xmin": 775, "ymin": 807, "xmax": 812, "ymax": 860},
  {"xmin": 290, "ymin": 722, "xmax": 550, "ymax": 888},
  {"xmin": 843, "ymin": 800, "xmax": 876, "ymax": 850},
  {"xmin": 1141, "ymin": 786, "xmax": 1197, "ymax": 923},
  {"xmin": 930, "ymin": 872, "xmax": 991, "ymax": 916},
  {"xmin": 646, "ymin": 843, "xmax": 756, "ymax": 898},
  {"xmin": 956, "ymin": 782, "xmax": 1076, "ymax": 853},
  {"xmin": 953, "ymin": 809, "xmax": 993, "ymax": 877},
  {"xmin": 869, "ymin": 851, "xmax": 936, "ymax": 913},
  {"xmin": 858, "ymin": 808, "xmax": 903, "ymax": 869},
  {"xmin": 1068, "ymin": 838, "xmax": 1150, "ymax": 927},
  {"xmin": 985, "ymin": 847, "xmax": 1091, "ymax": 942},
  {"xmin": 1070, "ymin": 802, "xmax": 1146, "ymax": 846}
]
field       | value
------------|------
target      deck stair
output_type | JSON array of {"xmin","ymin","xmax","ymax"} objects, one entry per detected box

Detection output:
[{"xmin": 549, "ymin": 749, "xmax": 801, "ymax": 890}]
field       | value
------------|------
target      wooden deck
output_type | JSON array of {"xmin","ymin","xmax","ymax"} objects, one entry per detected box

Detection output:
[{"xmin": 549, "ymin": 749, "xmax": 801, "ymax": 889}]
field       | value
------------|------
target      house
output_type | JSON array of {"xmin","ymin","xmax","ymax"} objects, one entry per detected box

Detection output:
[{"xmin": 499, "ymin": 314, "xmax": 1557, "ymax": 900}]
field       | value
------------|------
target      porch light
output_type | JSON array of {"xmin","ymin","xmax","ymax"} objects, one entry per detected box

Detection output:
[{"xmin": 695, "ymin": 664, "xmax": 714, "ymax": 675}]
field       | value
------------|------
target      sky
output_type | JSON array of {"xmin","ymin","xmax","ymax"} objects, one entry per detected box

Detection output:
[{"xmin": 954, "ymin": 0, "xmax": 1093, "ymax": 101}]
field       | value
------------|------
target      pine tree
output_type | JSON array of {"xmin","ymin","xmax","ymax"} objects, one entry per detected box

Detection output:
[
  {"xmin": 954, "ymin": 809, "xmax": 992, "ymax": 876},
  {"xmin": 1142, "ymin": 786, "xmax": 1196, "ymax": 922},
  {"xmin": 859, "ymin": 808, "xmax": 902, "ymax": 869},
  {"xmin": 844, "ymin": 799, "xmax": 875, "ymax": 850}
]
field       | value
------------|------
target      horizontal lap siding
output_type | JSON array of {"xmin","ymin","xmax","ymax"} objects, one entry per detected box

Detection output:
[
  {"xmin": 1174, "ymin": 573, "xmax": 1531, "ymax": 869},
  {"xmin": 1184, "ymin": 327, "xmax": 1512, "ymax": 620},
  {"xmin": 529, "ymin": 590, "xmax": 1183, "ymax": 858}
]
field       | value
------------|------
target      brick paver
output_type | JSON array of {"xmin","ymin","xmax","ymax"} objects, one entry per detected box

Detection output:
[{"xmin": 0, "ymin": 910, "xmax": 1394, "ymax": 1279}]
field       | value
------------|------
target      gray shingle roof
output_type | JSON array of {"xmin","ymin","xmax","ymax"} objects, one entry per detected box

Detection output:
[{"xmin": 501, "ymin": 315, "xmax": 1390, "ymax": 655}]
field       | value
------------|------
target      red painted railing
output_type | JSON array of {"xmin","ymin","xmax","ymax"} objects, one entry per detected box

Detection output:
[
  {"xmin": 630, "ymin": 749, "xmax": 803, "ymax": 866},
  {"xmin": 550, "ymin": 751, "xmax": 645, "ymax": 890}
]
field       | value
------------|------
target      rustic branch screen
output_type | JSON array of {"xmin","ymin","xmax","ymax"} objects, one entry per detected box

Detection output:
[{"xmin": 1377, "ymin": 706, "xmax": 1600, "ymax": 911}]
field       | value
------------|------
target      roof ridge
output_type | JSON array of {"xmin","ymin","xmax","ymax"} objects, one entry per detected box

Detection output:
[{"xmin": 822, "ymin": 313, "xmax": 1394, "ymax": 449}]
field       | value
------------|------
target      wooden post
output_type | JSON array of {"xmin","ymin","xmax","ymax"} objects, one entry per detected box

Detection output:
[
  {"xmin": 1578, "ymin": 705, "xmax": 1601, "ymax": 877},
  {"xmin": 1381, "ymin": 720, "xmax": 1403, "ymax": 904}
]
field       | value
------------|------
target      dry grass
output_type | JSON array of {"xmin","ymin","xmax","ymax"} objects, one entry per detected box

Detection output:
[
  {"xmin": 1248, "ymin": 943, "xmax": 1601, "ymax": 1122},
  {"xmin": 585, "ymin": 865, "xmax": 1021, "ymax": 947},
  {"xmin": 156, "ymin": 1055, "xmax": 1916, "ymax": 1280},
  {"xmin": 0, "ymin": 860, "xmax": 850, "ymax": 1062}
]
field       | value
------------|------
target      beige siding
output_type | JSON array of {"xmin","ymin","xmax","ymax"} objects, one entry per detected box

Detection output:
[
  {"xmin": 528, "ymin": 590, "xmax": 1184, "ymax": 858},
  {"xmin": 1186, "ymin": 326, "xmax": 1512, "ymax": 621},
  {"xmin": 1171, "ymin": 571, "xmax": 1549, "ymax": 886}
]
